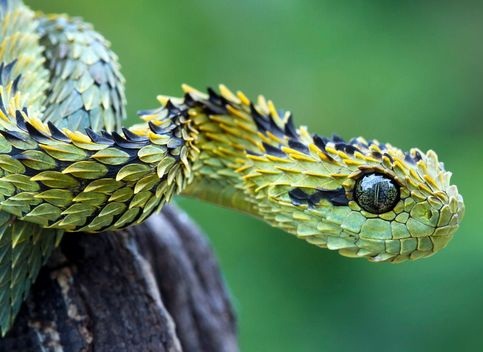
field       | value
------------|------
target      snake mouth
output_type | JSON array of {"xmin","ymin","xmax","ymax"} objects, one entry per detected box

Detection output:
[
  {"xmin": 300, "ymin": 186, "xmax": 464, "ymax": 263},
  {"xmin": 335, "ymin": 233, "xmax": 455, "ymax": 263}
]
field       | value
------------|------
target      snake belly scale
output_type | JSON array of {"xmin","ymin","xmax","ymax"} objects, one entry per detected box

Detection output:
[{"xmin": 0, "ymin": 0, "xmax": 464, "ymax": 335}]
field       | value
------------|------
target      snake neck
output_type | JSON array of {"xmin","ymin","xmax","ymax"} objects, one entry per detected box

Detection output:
[{"xmin": 151, "ymin": 85, "xmax": 306, "ymax": 219}]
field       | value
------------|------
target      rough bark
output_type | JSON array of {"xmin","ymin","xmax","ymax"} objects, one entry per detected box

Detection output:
[{"xmin": 0, "ymin": 205, "xmax": 238, "ymax": 352}]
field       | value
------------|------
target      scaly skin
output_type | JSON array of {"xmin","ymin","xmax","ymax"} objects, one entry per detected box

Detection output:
[
  {"xmin": 0, "ymin": 0, "xmax": 464, "ymax": 335},
  {"xmin": 0, "ymin": 0, "xmax": 126, "ymax": 334}
]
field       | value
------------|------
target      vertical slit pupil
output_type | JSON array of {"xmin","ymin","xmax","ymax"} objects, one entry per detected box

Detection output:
[{"xmin": 354, "ymin": 173, "xmax": 399, "ymax": 214}]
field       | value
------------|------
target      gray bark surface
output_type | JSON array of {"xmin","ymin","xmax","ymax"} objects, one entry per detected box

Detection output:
[{"xmin": 0, "ymin": 205, "xmax": 238, "ymax": 352}]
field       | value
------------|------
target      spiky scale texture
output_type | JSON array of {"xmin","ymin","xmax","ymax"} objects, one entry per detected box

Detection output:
[
  {"xmin": 0, "ymin": 0, "xmax": 465, "ymax": 337},
  {"xmin": 0, "ymin": 0, "xmax": 57, "ymax": 334},
  {"xmin": 0, "ymin": 213, "xmax": 62, "ymax": 333},
  {"xmin": 37, "ymin": 14, "xmax": 126, "ymax": 132},
  {"xmin": 0, "ymin": 106, "xmax": 197, "ymax": 232},
  {"xmin": 0, "ymin": 0, "xmax": 127, "ymax": 335}
]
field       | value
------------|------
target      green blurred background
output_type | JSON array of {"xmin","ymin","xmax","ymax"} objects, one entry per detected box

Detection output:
[{"xmin": 29, "ymin": 1, "xmax": 483, "ymax": 351}]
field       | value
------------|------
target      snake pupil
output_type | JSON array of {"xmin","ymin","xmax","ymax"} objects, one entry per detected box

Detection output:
[{"xmin": 354, "ymin": 173, "xmax": 399, "ymax": 214}]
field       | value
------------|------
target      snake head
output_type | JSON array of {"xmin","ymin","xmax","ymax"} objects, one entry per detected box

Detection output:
[
  {"xmin": 243, "ymin": 127, "xmax": 464, "ymax": 263},
  {"xmin": 337, "ymin": 141, "xmax": 464, "ymax": 262}
]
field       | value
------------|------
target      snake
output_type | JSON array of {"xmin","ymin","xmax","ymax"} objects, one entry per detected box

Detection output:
[{"xmin": 0, "ymin": 0, "xmax": 465, "ymax": 335}]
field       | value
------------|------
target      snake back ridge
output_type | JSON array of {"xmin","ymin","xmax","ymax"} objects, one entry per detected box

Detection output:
[{"xmin": 0, "ymin": 0, "xmax": 464, "ymax": 335}]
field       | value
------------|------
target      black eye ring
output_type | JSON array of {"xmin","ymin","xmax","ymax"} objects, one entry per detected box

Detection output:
[{"xmin": 354, "ymin": 173, "xmax": 400, "ymax": 214}]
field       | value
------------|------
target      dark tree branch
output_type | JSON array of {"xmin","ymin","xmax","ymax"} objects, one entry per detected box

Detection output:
[{"xmin": 0, "ymin": 205, "xmax": 238, "ymax": 352}]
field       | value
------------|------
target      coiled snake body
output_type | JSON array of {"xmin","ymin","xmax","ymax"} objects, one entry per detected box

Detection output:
[{"xmin": 0, "ymin": 1, "xmax": 465, "ymax": 334}]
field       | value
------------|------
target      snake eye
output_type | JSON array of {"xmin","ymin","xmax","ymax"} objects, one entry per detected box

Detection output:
[{"xmin": 354, "ymin": 173, "xmax": 399, "ymax": 214}]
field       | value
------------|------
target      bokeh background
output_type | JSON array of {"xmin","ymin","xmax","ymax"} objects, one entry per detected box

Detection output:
[{"xmin": 30, "ymin": 1, "xmax": 483, "ymax": 351}]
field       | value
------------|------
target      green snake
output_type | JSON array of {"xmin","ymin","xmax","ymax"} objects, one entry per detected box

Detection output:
[{"xmin": 0, "ymin": 0, "xmax": 465, "ymax": 335}]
